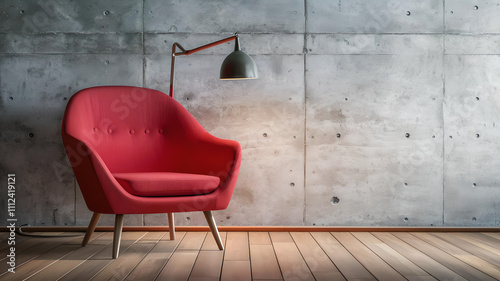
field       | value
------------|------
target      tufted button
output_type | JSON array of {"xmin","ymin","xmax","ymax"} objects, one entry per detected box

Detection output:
[
  {"xmin": 129, "ymin": 129, "xmax": 135, "ymax": 134},
  {"xmin": 158, "ymin": 129, "xmax": 164, "ymax": 134},
  {"xmin": 145, "ymin": 129, "xmax": 150, "ymax": 134},
  {"xmin": 93, "ymin": 128, "xmax": 99, "ymax": 133},
  {"xmin": 107, "ymin": 129, "xmax": 113, "ymax": 134}
]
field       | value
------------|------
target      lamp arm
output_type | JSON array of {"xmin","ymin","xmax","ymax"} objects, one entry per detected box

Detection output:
[{"xmin": 169, "ymin": 35, "xmax": 238, "ymax": 98}]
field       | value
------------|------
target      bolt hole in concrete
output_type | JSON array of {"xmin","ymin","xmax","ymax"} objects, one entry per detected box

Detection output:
[
  {"xmin": 449, "ymin": 135, "xmax": 453, "ymax": 139},
  {"xmin": 103, "ymin": 10, "xmax": 110, "ymax": 15},
  {"xmin": 330, "ymin": 196, "xmax": 340, "ymax": 205},
  {"xmin": 432, "ymin": 135, "xmax": 436, "ymax": 138},
  {"xmin": 9, "ymin": 97, "xmax": 13, "ymax": 100},
  {"xmin": 476, "ymin": 134, "xmax": 480, "ymax": 138},
  {"xmin": 28, "ymin": 133, "xmax": 34, "ymax": 138},
  {"xmin": 262, "ymin": 133, "xmax": 267, "ymax": 137},
  {"xmin": 405, "ymin": 133, "xmax": 410, "ymax": 138},
  {"xmin": 473, "ymin": 183, "xmax": 477, "ymax": 187},
  {"xmin": 290, "ymin": 182, "xmax": 295, "ymax": 187},
  {"xmin": 104, "ymin": 60, "xmax": 110, "ymax": 65},
  {"xmin": 472, "ymin": 217, "xmax": 477, "ymax": 221},
  {"xmin": 404, "ymin": 183, "xmax": 408, "ymax": 187},
  {"xmin": 404, "ymin": 217, "xmax": 409, "ymax": 222},
  {"xmin": 20, "ymin": 10, "xmax": 24, "ymax": 14},
  {"xmin": 474, "ymin": 5, "xmax": 479, "ymax": 10},
  {"xmin": 406, "ymin": 11, "xmax": 411, "ymax": 16},
  {"xmin": 336, "ymin": 133, "xmax": 341, "ymax": 138},
  {"xmin": 186, "ymin": 216, "xmax": 191, "ymax": 221},
  {"xmin": 476, "ymin": 96, "xmax": 480, "ymax": 101}
]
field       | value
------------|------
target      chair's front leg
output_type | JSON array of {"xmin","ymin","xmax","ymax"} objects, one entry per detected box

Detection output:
[
  {"xmin": 203, "ymin": 211, "xmax": 223, "ymax": 250},
  {"xmin": 112, "ymin": 214, "xmax": 125, "ymax": 259},
  {"xmin": 82, "ymin": 212, "xmax": 101, "ymax": 247},
  {"xmin": 168, "ymin": 213, "xmax": 175, "ymax": 240}
]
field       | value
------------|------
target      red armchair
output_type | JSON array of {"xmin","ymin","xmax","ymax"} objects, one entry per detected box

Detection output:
[{"xmin": 61, "ymin": 86, "xmax": 241, "ymax": 258}]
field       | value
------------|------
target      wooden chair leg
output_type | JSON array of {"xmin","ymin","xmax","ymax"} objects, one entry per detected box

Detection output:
[
  {"xmin": 203, "ymin": 211, "xmax": 223, "ymax": 250},
  {"xmin": 82, "ymin": 212, "xmax": 101, "ymax": 247},
  {"xmin": 168, "ymin": 213, "xmax": 175, "ymax": 240},
  {"xmin": 112, "ymin": 214, "xmax": 125, "ymax": 259}
]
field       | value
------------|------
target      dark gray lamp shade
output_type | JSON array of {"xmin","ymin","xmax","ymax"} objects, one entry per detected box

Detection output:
[{"xmin": 220, "ymin": 37, "xmax": 258, "ymax": 80}]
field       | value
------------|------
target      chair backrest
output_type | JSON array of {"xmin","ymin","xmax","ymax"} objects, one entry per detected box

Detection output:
[{"xmin": 62, "ymin": 86, "xmax": 204, "ymax": 173}]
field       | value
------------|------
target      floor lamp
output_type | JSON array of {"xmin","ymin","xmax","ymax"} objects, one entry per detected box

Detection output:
[{"xmin": 166, "ymin": 33, "xmax": 257, "ymax": 239}]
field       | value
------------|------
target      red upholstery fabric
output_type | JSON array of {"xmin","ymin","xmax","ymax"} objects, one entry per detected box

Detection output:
[
  {"xmin": 61, "ymin": 86, "xmax": 241, "ymax": 214},
  {"xmin": 113, "ymin": 172, "xmax": 220, "ymax": 197}
]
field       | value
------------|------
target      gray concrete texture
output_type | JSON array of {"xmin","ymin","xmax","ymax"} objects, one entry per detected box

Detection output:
[{"xmin": 0, "ymin": 0, "xmax": 498, "ymax": 227}]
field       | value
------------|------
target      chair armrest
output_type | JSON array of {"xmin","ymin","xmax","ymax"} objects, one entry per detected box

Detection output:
[
  {"xmin": 62, "ymin": 133, "xmax": 135, "ymax": 213},
  {"xmin": 62, "ymin": 133, "xmax": 118, "ymax": 213},
  {"xmin": 170, "ymin": 131, "xmax": 242, "ymax": 195},
  {"xmin": 168, "ymin": 97, "xmax": 242, "ymax": 191}
]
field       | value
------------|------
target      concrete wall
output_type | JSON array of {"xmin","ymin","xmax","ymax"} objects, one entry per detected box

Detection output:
[{"xmin": 0, "ymin": 0, "xmax": 499, "ymax": 227}]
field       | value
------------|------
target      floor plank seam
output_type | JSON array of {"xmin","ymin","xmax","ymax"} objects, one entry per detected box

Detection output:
[
  {"xmin": 122, "ymin": 231, "xmax": 168, "ymax": 281},
  {"xmin": 87, "ymin": 232, "xmax": 148, "ymax": 281},
  {"xmin": 55, "ymin": 236, "xmax": 114, "ymax": 281},
  {"xmin": 268, "ymin": 232, "xmax": 285, "ymax": 281},
  {"xmin": 151, "ymin": 231, "xmax": 187, "ymax": 281}
]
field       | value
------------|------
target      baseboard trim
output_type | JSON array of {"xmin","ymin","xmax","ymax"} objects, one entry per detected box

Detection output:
[{"xmin": 3, "ymin": 226, "xmax": 499, "ymax": 232}]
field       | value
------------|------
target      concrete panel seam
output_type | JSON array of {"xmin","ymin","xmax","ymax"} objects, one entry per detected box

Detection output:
[
  {"xmin": 442, "ymin": 0, "xmax": 446, "ymax": 226},
  {"xmin": 305, "ymin": 32, "xmax": 445, "ymax": 35},
  {"xmin": 303, "ymin": 0, "xmax": 308, "ymax": 226},
  {"xmin": 142, "ymin": 32, "xmax": 305, "ymax": 35},
  {"xmin": 142, "ymin": 0, "xmax": 146, "ymax": 90},
  {"xmin": 445, "ymin": 54, "xmax": 500, "ymax": 56},
  {"xmin": 0, "ymin": 32, "xmax": 143, "ymax": 35}
]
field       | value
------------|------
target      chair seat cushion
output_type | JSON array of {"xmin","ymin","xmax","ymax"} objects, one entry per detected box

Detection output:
[{"xmin": 113, "ymin": 172, "xmax": 220, "ymax": 197}]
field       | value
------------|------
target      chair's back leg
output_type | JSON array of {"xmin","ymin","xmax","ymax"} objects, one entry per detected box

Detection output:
[
  {"xmin": 168, "ymin": 213, "xmax": 175, "ymax": 240},
  {"xmin": 203, "ymin": 211, "xmax": 224, "ymax": 250},
  {"xmin": 112, "ymin": 214, "xmax": 125, "ymax": 259},
  {"xmin": 82, "ymin": 212, "xmax": 101, "ymax": 247}
]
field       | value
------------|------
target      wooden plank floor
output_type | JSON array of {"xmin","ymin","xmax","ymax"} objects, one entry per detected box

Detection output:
[{"xmin": 0, "ymin": 231, "xmax": 499, "ymax": 281}]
